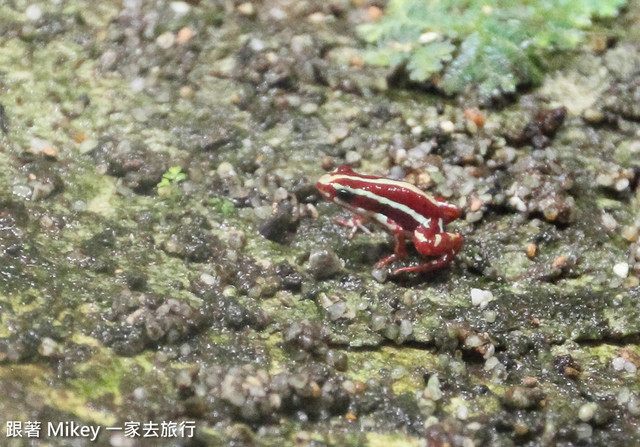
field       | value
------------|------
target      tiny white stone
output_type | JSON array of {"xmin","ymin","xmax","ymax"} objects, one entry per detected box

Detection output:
[
  {"xmin": 465, "ymin": 335, "xmax": 483, "ymax": 348},
  {"xmin": 156, "ymin": 32, "xmax": 175, "ymax": 49},
  {"xmin": 484, "ymin": 310, "xmax": 497, "ymax": 323},
  {"xmin": 399, "ymin": 319, "xmax": 413, "ymax": 337},
  {"xmin": 440, "ymin": 120, "xmax": 455, "ymax": 134},
  {"xmin": 576, "ymin": 423, "xmax": 593, "ymax": 440},
  {"xmin": 419, "ymin": 31, "xmax": 440, "ymax": 44},
  {"xmin": 130, "ymin": 77, "xmax": 145, "ymax": 92},
  {"xmin": 508, "ymin": 196, "xmax": 527, "ymax": 212},
  {"xmin": 615, "ymin": 178, "xmax": 630, "ymax": 191},
  {"xmin": 613, "ymin": 262, "xmax": 629, "ymax": 278},
  {"xmin": 602, "ymin": 213, "xmax": 617, "ymax": 230},
  {"xmin": 470, "ymin": 288, "xmax": 494, "ymax": 309},
  {"xmin": 596, "ymin": 173, "xmax": 614, "ymax": 187},
  {"xmin": 300, "ymin": 103, "xmax": 318, "ymax": 115},
  {"xmin": 617, "ymin": 387, "xmax": 631, "ymax": 405},
  {"xmin": 456, "ymin": 405, "xmax": 468, "ymax": 420},
  {"xmin": 249, "ymin": 38, "xmax": 265, "ymax": 52},
  {"xmin": 170, "ymin": 1, "xmax": 190, "ymax": 15},
  {"xmin": 200, "ymin": 273, "xmax": 217, "ymax": 285},
  {"xmin": 612, "ymin": 356, "xmax": 626, "ymax": 371},
  {"xmin": 269, "ymin": 7, "xmax": 286, "ymax": 20},
  {"xmin": 578, "ymin": 402, "xmax": 596, "ymax": 421},
  {"xmin": 217, "ymin": 161, "xmax": 236, "ymax": 178},
  {"xmin": 624, "ymin": 361, "xmax": 637, "ymax": 374},
  {"xmin": 26, "ymin": 4, "xmax": 42, "ymax": 21},
  {"xmin": 484, "ymin": 356, "xmax": 499, "ymax": 371},
  {"xmin": 345, "ymin": 150, "xmax": 361, "ymax": 165}
]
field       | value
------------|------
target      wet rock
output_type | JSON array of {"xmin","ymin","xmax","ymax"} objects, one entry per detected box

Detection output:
[
  {"xmin": 284, "ymin": 320, "xmax": 328, "ymax": 357},
  {"xmin": 274, "ymin": 262, "xmax": 303, "ymax": 292},
  {"xmin": 106, "ymin": 147, "xmax": 168, "ymax": 194},
  {"xmin": 258, "ymin": 200, "xmax": 298, "ymax": 244},
  {"xmin": 502, "ymin": 386, "xmax": 544, "ymax": 409},
  {"xmin": 325, "ymin": 349, "xmax": 348, "ymax": 371},
  {"xmin": 307, "ymin": 249, "xmax": 343, "ymax": 279},
  {"xmin": 553, "ymin": 354, "xmax": 581, "ymax": 377},
  {"xmin": 506, "ymin": 107, "xmax": 567, "ymax": 148},
  {"xmin": 161, "ymin": 218, "xmax": 221, "ymax": 262}
]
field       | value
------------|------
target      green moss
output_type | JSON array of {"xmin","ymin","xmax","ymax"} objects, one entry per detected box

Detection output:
[
  {"xmin": 209, "ymin": 197, "xmax": 237, "ymax": 217},
  {"xmin": 358, "ymin": 0, "xmax": 627, "ymax": 98}
]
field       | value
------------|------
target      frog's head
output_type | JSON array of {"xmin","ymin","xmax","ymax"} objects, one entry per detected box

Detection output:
[{"xmin": 316, "ymin": 165, "xmax": 356, "ymax": 203}]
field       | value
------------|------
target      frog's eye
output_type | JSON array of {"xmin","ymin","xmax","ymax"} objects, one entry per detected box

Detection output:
[{"xmin": 335, "ymin": 188, "xmax": 355, "ymax": 202}]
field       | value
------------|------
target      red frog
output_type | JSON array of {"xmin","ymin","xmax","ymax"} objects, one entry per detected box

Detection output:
[{"xmin": 317, "ymin": 165, "xmax": 463, "ymax": 275}]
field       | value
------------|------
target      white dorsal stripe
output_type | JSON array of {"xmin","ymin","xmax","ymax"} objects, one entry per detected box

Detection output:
[
  {"xmin": 336, "ymin": 184, "xmax": 433, "ymax": 228},
  {"xmin": 323, "ymin": 174, "xmax": 446, "ymax": 208}
]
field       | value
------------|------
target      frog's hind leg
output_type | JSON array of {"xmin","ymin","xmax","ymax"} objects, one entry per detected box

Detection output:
[
  {"xmin": 392, "ymin": 225, "xmax": 463, "ymax": 275},
  {"xmin": 373, "ymin": 217, "xmax": 408, "ymax": 269}
]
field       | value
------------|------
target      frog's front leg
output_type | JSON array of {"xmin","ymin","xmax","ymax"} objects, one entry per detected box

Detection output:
[
  {"xmin": 335, "ymin": 214, "xmax": 372, "ymax": 239},
  {"xmin": 373, "ymin": 217, "xmax": 407, "ymax": 269},
  {"xmin": 392, "ymin": 219, "xmax": 463, "ymax": 275}
]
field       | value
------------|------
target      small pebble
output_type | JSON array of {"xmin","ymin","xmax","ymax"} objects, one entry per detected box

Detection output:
[
  {"xmin": 156, "ymin": 32, "xmax": 175, "ymax": 49},
  {"xmin": 179, "ymin": 85, "xmax": 195, "ymax": 99},
  {"xmin": 130, "ymin": 77, "xmax": 145, "ymax": 92},
  {"xmin": 483, "ymin": 310, "xmax": 497, "ymax": 323},
  {"xmin": 307, "ymin": 12, "xmax": 326, "ymax": 23},
  {"xmin": 578, "ymin": 402, "xmax": 597, "ymax": 421},
  {"xmin": 170, "ymin": 1, "xmax": 191, "ymax": 15},
  {"xmin": 470, "ymin": 288, "xmax": 494, "ymax": 309},
  {"xmin": 602, "ymin": 213, "xmax": 617, "ymax": 230},
  {"xmin": 176, "ymin": 27, "xmax": 195, "ymax": 44},
  {"xmin": 617, "ymin": 388, "xmax": 631, "ymax": 405},
  {"xmin": 576, "ymin": 423, "xmax": 593, "ymax": 440},
  {"xmin": 583, "ymin": 108, "xmax": 604, "ymax": 123},
  {"xmin": 217, "ymin": 161, "xmax": 236, "ymax": 178},
  {"xmin": 509, "ymin": 196, "xmax": 527, "ymax": 212},
  {"xmin": 456, "ymin": 405, "xmax": 468, "ymax": 420},
  {"xmin": 237, "ymin": 2, "xmax": 255, "ymax": 15},
  {"xmin": 466, "ymin": 211, "xmax": 483, "ymax": 223},
  {"xmin": 308, "ymin": 249, "xmax": 343, "ymax": 279},
  {"xmin": 440, "ymin": 120, "xmax": 455, "ymax": 134},
  {"xmin": 552, "ymin": 256, "xmax": 568, "ymax": 269},
  {"xmin": 399, "ymin": 320, "xmax": 413, "ymax": 337},
  {"xmin": 596, "ymin": 173, "xmax": 614, "ymax": 187},
  {"xmin": 526, "ymin": 243, "xmax": 537, "ymax": 259},
  {"xmin": 300, "ymin": 103, "xmax": 318, "ymax": 115},
  {"xmin": 200, "ymin": 273, "xmax": 217, "ymax": 286},
  {"xmin": 621, "ymin": 225, "xmax": 638, "ymax": 242},
  {"xmin": 612, "ymin": 356, "xmax": 626, "ymax": 371},
  {"xmin": 615, "ymin": 178, "xmax": 630, "ymax": 191},
  {"xmin": 484, "ymin": 356, "xmax": 499, "ymax": 371},
  {"xmin": 269, "ymin": 7, "xmax": 286, "ymax": 20},
  {"xmin": 25, "ymin": 4, "xmax": 42, "ymax": 21},
  {"xmin": 345, "ymin": 150, "xmax": 361, "ymax": 165},
  {"xmin": 469, "ymin": 198, "xmax": 483, "ymax": 212},
  {"xmin": 613, "ymin": 262, "xmax": 629, "ymax": 278},
  {"xmin": 625, "ymin": 361, "xmax": 637, "ymax": 374}
]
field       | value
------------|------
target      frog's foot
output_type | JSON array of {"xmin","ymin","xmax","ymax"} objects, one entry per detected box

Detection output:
[
  {"xmin": 335, "ymin": 215, "xmax": 371, "ymax": 239},
  {"xmin": 392, "ymin": 251, "xmax": 456, "ymax": 275}
]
